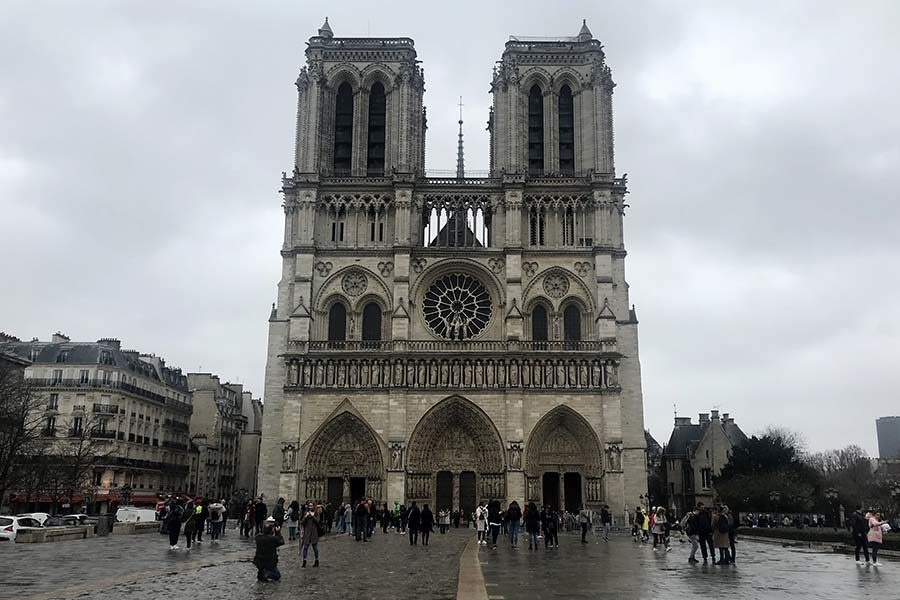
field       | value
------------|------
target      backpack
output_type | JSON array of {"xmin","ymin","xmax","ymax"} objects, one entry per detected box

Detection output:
[{"xmin": 717, "ymin": 514, "xmax": 730, "ymax": 533}]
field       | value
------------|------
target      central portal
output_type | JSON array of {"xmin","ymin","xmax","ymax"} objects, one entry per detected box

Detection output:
[
  {"xmin": 436, "ymin": 471, "xmax": 453, "ymax": 511},
  {"xmin": 459, "ymin": 471, "xmax": 476, "ymax": 518}
]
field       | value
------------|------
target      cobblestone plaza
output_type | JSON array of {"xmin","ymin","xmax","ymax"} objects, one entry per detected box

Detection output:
[{"xmin": 2, "ymin": 529, "xmax": 894, "ymax": 600}]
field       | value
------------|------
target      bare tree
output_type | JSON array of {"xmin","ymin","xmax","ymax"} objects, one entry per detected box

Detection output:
[
  {"xmin": 43, "ymin": 414, "xmax": 114, "ymax": 513},
  {"xmin": 0, "ymin": 365, "xmax": 45, "ymax": 508}
]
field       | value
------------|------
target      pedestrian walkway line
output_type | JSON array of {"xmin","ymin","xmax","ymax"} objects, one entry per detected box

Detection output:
[{"xmin": 456, "ymin": 538, "xmax": 489, "ymax": 600}]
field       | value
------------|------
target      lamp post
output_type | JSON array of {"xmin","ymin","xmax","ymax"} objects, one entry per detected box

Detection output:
[{"xmin": 824, "ymin": 487, "xmax": 838, "ymax": 528}]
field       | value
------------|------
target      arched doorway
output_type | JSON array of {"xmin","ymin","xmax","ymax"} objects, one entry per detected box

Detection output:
[
  {"xmin": 525, "ymin": 405, "xmax": 603, "ymax": 510},
  {"xmin": 406, "ymin": 396, "xmax": 506, "ymax": 515},
  {"xmin": 304, "ymin": 411, "xmax": 385, "ymax": 504}
]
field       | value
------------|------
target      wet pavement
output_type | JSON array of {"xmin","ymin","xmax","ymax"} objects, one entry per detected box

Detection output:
[
  {"xmin": 2, "ymin": 526, "xmax": 896, "ymax": 600},
  {"xmin": 0, "ymin": 525, "xmax": 469, "ymax": 600},
  {"xmin": 478, "ymin": 529, "xmax": 898, "ymax": 600}
]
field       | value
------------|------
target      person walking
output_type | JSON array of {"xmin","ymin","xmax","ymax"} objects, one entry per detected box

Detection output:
[
  {"xmin": 182, "ymin": 498, "xmax": 196, "ymax": 551},
  {"xmin": 542, "ymin": 506, "xmax": 559, "ymax": 548},
  {"xmin": 407, "ymin": 502, "xmax": 421, "ymax": 545},
  {"xmin": 507, "ymin": 501, "xmax": 522, "ymax": 549},
  {"xmin": 578, "ymin": 504, "xmax": 592, "ymax": 543},
  {"xmin": 421, "ymin": 504, "xmax": 435, "ymax": 546},
  {"xmin": 254, "ymin": 498, "xmax": 268, "ymax": 535},
  {"xmin": 524, "ymin": 502, "xmax": 541, "ymax": 550},
  {"xmin": 353, "ymin": 501, "xmax": 368, "ymax": 542},
  {"xmin": 849, "ymin": 505, "xmax": 870, "ymax": 564},
  {"xmin": 253, "ymin": 522, "xmax": 285, "ymax": 581},
  {"xmin": 452, "ymin": 508, "xmax": 461, "ymax": 529},
  {"xmin": 343, "ymin": 503, "xmax": 353, "ymax": 536},
  {"xmin": 728, "ymin": 507, "xmax": 738, "ymax": 563},
  {"xmin": 681, "ymin": 506, "xmax": 701, "ymax": 563},
  {"xmin": 868, "ymin": 511, "xmax": 887, "ymax": 566},
  {"xmin": 300, "ymin": 503, "xmax": 322, "ymax": 567},
  {"xmin": 194, "ymin": 499, "xmax": 208, "ymax": 543},
  {"xmin": 163, "ymin": 498, "xmax": 183, "ymax": 550},
  {"xmin": 600, "ymin": 505, "xmax": 612, "ymax": 541},
  {"xmin": 381, "ymin": 503, "xmax": 392, "ymax": 534},
  {"xmin": 651, "ymin": 507, "xmax": 671, "ymax": 551},
  {"xmin": 475, "ymin": 502, "xmax": 487, "ymax": 545},
  {"xmin": 399, "ymin": 503, "xmax": 408, "ymax": 535},
  {"xmin": 272, "ymin": 497, "xmax": 285, "ymax": 528},
  {"xmin": 695, "ymin": 503, "xmax": 715, "ymax": 563},
  {"xmin": 712, "ymin": 506, "xmax": 732, "ymax": 564},
  {"xmin": 285, "ymin": 500, "xmax": 300, "ymax": 541},
  {"xmin": 209, "ymin": 500, "xmax": 225, "ymax": 543},
  {"xmin": 487, "ymin": 500, "xmax": 502, "ymax": 549}
]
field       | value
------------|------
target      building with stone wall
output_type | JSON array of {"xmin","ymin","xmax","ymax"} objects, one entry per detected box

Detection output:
[
  {"xmin": 0, "ymin": 334, "xmax": 194, "ymax": 513},
  {"xmin": 186, "ymin": 374, "xmax": 256, "ymax": 501},
  {"xmin": 876, "ymin": 416, "xmax": 900, "ymax": 459},
  {"xmin": 237, "ymin": 391, "xmax": 264, "ymax": 498},
  {"xmin": 258, "ymin": 19, "xmax": 647, "ymax": 518},
  {"xmin": 662, "ymin": 410, "xmax": 746, "ymax": 517}
]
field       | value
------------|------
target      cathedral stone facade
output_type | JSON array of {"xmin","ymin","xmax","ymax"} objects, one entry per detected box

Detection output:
[{"xmin": 257, "ymin": 19, "xmax": 647, "ymax": 518}]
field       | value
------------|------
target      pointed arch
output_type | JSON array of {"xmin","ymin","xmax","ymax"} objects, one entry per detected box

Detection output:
[
  {"xmin": 525, "ymin": 404, "xmax": 603, "ymax": 478},
  {"xmin": 333, "ymin": 81, "xmax": 354, "ymax": 175},
  {"xmin": 304, "ymin": 409, "xmax": 385, "ymax": 479},
  {"xmin": 558, "ymin": 84, "xmax": 575, "ymax": 175}
]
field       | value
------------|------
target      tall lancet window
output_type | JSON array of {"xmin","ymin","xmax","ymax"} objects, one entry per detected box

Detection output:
[
  {"xmin": 558, "ymin": 85, "xmax": 575, "ymax": 175},
  {"xmin": 528, "ymin": 85, "xmax": 544, "ymax": 176},
  {"xmin": 367, "ymin": 82, "xmax": 386, "ymax": 176},
  {"xmin": 333, "ymin": 82, "xmax": 354, "ymax": 175}
]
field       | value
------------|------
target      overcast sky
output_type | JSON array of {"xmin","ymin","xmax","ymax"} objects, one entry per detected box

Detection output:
[{"xmin": 2, "ymin": 1, "xmax": 899, "ymax": 455}]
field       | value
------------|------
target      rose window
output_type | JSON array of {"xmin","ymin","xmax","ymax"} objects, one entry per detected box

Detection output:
[
  {"xmin": 422, "ymin": 273, "xmax": 492, "ymax": 340},
  {"xmin": 341, "ymin": 271, "xmax": 368, "ymax": 296},
  {"xmin": 543, "ymin": 273, "xmax": 569, "ymax": 298}
]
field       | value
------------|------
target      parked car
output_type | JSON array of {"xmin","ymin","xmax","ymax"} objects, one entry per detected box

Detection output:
[
  {"xmin": 62, "ymin": 514, "xmax": 98, "ymax": 526},
  {"xmin": 15, "ymin": 512, "xmax": 51, "ymax": 526},
  {"xmin": 0, "ymin": 515, "xmax": 45, "ymax": 541},
  {"xmin": 114, "ymin": 506, "xmax": 157, "ymax": 523}
]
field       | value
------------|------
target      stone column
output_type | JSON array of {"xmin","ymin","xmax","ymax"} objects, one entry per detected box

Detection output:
[
  {"xmin": 453, "ymin": 472, "xmax": 460, "ymax": 512},
  {"xmin": 343, "ymin": 476, "xmax": 351, "ymax": 504},
  {"xmin": 558, "ymin": 471, "xmax": 565, "ymax": 511}
]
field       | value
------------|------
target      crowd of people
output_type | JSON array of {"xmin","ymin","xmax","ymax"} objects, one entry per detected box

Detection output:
[
  {"xmin": 849, "ymin": 505, "xmax": 890, "ymax": 567},
  {"xmin": 158, "ymin": 495, "xmax": 229, "ymax": 550}
]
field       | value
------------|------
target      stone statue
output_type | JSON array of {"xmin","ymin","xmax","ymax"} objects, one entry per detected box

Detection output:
[
  {"xmin": 390, "ymin": 445, "xmax": 403, "ymax": 470},
  {"xmin": 474, "ymin": 361, "xmax": 484, "ymax": 387},
  {"xmin": 509, "ymin": 361, "xmax": 519, "ymax": 387},
  {"xmin": 579, "ymin": 362, "xmax": 589, "ymax": 387},
  {"xmin": 605, "ymin": 362, "xmax": 619, "ymax": 388},
  {"xmin": 509, "ymin": 444, "xmax": 522, "ymax": 470},
  {"xmin": 485, "ymin": 361, "xmax": 495, "ymax": 387}
]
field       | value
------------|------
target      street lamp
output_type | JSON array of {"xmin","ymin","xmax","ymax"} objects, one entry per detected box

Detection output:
[{"xmin": 825, "ymin": 487, "xmax": 838, "ymax": 528}]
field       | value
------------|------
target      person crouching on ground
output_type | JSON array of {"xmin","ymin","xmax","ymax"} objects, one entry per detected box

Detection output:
[{"xmin": 254, "ymin": 521, "xmax": 284, "ymax": 581}]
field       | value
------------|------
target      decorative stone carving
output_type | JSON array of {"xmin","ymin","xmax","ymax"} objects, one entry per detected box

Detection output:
[
  {"xmin": 586, "ymin": 477, "xmax": 603, "ymax": 502},
  {"xmin": 315, "ymin": 261, "xmax": 333, "ymax": 277},
  {"xmin": 574, "ymin": 261, "xmax": 593, "ymax": 277},
  {"xmin": 605, "ymin": 444, "xmax": 623, "ymax": 472},
  {"xmin": 527, "ymin": 476, "xmax": 541, "ymax": 502},
  {"xmin": 508, "ymin": 441, "xmax": 523, "ymax": 471},
  {"xmin": 543, "ymin": 273, "xmax": 570, "ymax": 298},
  {"xmin": 422, "ymin": 273, "xmax": 492, "ymax": 341},
  {"xmin": 341, "ymin": 271, "xmax": 368, "ymax": 296},
  {"xmin": 411, "ymin": 257, "xmax": 427, "ymax": 274},
  {"xmin": 604, "ymin": 361, "xmax": 619, "ymax": 388},
  {"xmin": 281, "ymin": 444, "xmax": 298, "ymax": 473},
  {"xmin": 388, "ymin": 442, "xmax": 404, "ymax": 471},
  {"xmin": 305, "ymin": 411, "xmax": 383, "ymax": 479},
  {"xmin": 522, "ymin": 261, "xmax": 538, "ymax": 278},
  {"xmin": 488, "ymin": 257, "xmax": 505, "ymax": 274},
  {"xmin": 525, "ymin": 406, "xmax": 603, "ymax": 477},
  {"xmin": 377, "ymin": 261, "xmax": 394, "ymax": 277},
  {"xmin": 305, "ymin": 477, "xmax": 325, "ymax": 501}
]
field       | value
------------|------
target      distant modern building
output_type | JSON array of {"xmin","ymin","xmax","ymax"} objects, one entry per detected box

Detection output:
[
  {"xmin": 876, "ymin": 416, "xmax": 900, "ymax": 459},
  {"xmin": 186, "ymin": 374, "xmax": 261, "ymax": 501},
  {"xmin": 662, "ymin": 410, "xmax": 747, "ymax": 517},
  {"xmin": 0, "ymin": 334, "xmax": 194, "ymax": 513}
]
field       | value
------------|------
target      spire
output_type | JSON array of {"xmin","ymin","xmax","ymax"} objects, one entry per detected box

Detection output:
[
  {"xmin": 578, "ymin": 19, "xmax": 592, "ymax": 41},
  {"xmin": 456, "ymin": 96, "xmax": 465, "ymax": 180},
  {"xmin": 318, "ymin": 16, "xmax": 333, "ymax": 39}
]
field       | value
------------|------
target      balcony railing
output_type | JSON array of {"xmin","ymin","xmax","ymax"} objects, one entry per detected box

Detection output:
[
  {"xmin": 163, "ymin": 418, "xmax": 190, "ymax": 432},
  {"xmin": 90, "ymin": 429, "xmax": 117, "ymax": 440},
  {"xmin": 29, "ymin": 378, "xmax": 194, "ymax": 415},
  {"xmin": 97, "ymin": 456, "xmax": 190, "ymax": 474},
  {"xmin": 162, "ymin": 441, "xmax": 188, "ymax": 451},
  {"xmin": 41, "ymin": 428, "xmax": 57, "ymax": 437},
  {"xmin": 93, "ymin": 403, "xmax": 120, "ymax": 414},
  {"xmin": 290, "ymin": 339, "xmax": 618, "ymax": 354}
]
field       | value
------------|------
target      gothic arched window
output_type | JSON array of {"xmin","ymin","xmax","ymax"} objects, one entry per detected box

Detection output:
[
  {"xmin": 333, "ymin": 82, "xmax": 354, "ymax": 175},
  {"xmin": 361, "ymin": 302, "xmax": 382, "ymax": 343},
  {"xmin": 532, "ymin": 305, "xmax": 549, "ymax": 344},
  {"xmin": 528, "ymin": 85, "xmax": 544, "ymax": 176},
  {"xmin": 563, "ymin": 304, "xmax": 582, "ymax": 343},
  {"xmin": 558, "ymin": 85, "xmax": 575, "ymax": 175},
  {"xmin": 367, "ymin": 82, "xmax": 386, "ymax": 176},
  {"xmin": 327, "ymin": 302, "xmax": 347, "ymax": 342}
]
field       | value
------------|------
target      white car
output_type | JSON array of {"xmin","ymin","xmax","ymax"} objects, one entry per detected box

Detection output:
[
  {"xmin": 0, "ymin": 515, "xmax": 45, "ymax": 542},
  {"xmin": 62, "ymin": 514, "xmax": 97, "ymax": 526},
  {"xmin": 15, "ymin": 512, "xmax": 50, "ymax": 526}
]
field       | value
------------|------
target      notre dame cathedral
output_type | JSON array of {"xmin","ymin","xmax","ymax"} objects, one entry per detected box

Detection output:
[{"xmin": 257, "ymin": 18, "xmax": 647, "ymax": 519}]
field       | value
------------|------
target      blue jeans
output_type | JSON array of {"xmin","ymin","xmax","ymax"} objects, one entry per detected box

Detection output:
[
  {"xmin": 528, "ymin": 531, "xmax": 539, "ymax": 547},
  {"xmin": 258, "ymin": 566, "xmax": 281, "ymax": 581},
  {"xmin": 288, "ymin": 526, "xmax": 297, "ymax": 541},
  {"xmin": 210, "ymin": 521, "xmax": 223, "ymax": 540},
  {"xmin": 302, "ymin": 542, "xmax": 319, "ymax": 560},
  {"xmin": 509, "ymin": 521, "xmax": 520, "ymax": 546}
]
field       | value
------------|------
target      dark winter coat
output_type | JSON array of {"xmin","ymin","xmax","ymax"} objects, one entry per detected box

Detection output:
[
  {"xmin": 301, "ymin": 511, "xmax": 320, "ymax": 544},
  {"xmin": 524, "ymin": 508, "xmax": 541, "ymax": 534},
  {"xmin": 253, "ymin": 531, "xmax": 284, "ymax": 570},
  {"xmin": 254, "ymin": 502, "xmax": 268, "ymax": 523},
  {"xmin": 695, "ymin": 509, "xmax": 712, "ymax": 535},
  {"xmin": 407, "ymin": 506, "xmax": 421, "ymax": 531},
  {"xmin": 506, "ymin": 504, "xmax": 522, "ymax": 525},
  {"xmin": 420, "ymin": 508, "xmax": 434, "ymax": 533}
]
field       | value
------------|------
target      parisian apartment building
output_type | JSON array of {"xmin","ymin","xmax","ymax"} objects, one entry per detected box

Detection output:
[{"xmin": 0, "ymin": 333, "xmax": 263, "ymax": 513}]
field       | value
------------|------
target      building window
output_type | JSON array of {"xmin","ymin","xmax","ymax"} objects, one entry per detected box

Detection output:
[
  {"xmin": 528, "ymin": 85, "xmax": 544, "ymax": 175},
  {"xmin": 93, "ymin": 471, "xmax": 102, "ymax": 486},
  {"xmin": 51, "ymin": 369, "xmax": 63, "ymax": 385},
  {"xmin": 701, "ymin": 468, "xmax": 712, "ymax": 489},
  {"xmin": 361, "ymin": 302, "xmax": 382, "ymax": 343},
  {"xmin": 331, "ymin": 207, "xmax": 346, "ymax": 243},
  {"xmin": 102, "ymin": 371, "xmax": 112, "ymax": 384},
  {"xmin": 56, "ymin": 351, "xmax": 68, "ymax": 363},
  {"xmin": 71, "ymin": 416, "xmax": 83, "ymax": 436},
  {"xmin": 79, "ymin": 369, "xmax": 90, "ymax": 384},
  {"xmin": 558, "ymin": 85, "xmax": 575, "ymax": 175},
  {"xmin": 44, "ymin": 416, "xmax": 56, "ymax": 436},
  {"xmin": 47, "ymin": 393, "xmax": 59, "ymax": 410},
  {"xmin": 333, "ymin": 82, "xmax": 354, "ymax": 175},
  {"xmin": 529, "ymin": 206, "xmax": 546, "ymax": 246},
  {"xmin": 563, "ymin": 304, "xmax": 582, "ymax": 342},
  {"xmin": 327, "ymin": 303, "xmax": 347, "ymax": 342},
  {"xmin": 531, "ymin": 305, "xmax": 548, "ymax": 343},
  {"xmin": 367, "ymin": 82, "xmax": 386, "ymax": 176}
]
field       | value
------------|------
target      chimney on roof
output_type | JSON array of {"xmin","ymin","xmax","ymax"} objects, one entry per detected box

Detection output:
[
  {"xmin": 674, "ymin": 416, "xmax": 692, "ymax": 426},
  {"xmin": 52, "ymin": 332, "xmax": 70, "ymax": 343},
  {"xmin": 98, "ymin": 338, "xmax": 121, "ymax": 350},
  {"xmin": 699, "ymin": 413, "xmax": 710, "ymax": 425},
  {"xmin": 711, "ymin": 409, "xmax": 720, "ymax": 421},
  {"xmin": 722, "ymin": 413, "xmax": 730, "ymax": 421}
]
